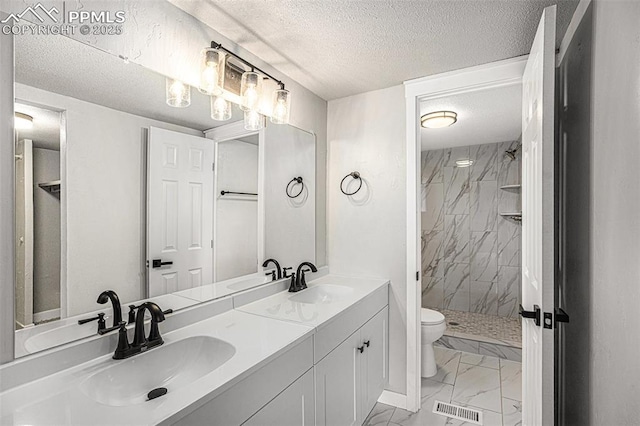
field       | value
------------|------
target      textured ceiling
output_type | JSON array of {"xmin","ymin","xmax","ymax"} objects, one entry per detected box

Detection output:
[
  {"xmin": 420, "ymin": 83, "xmax": 522, "ymax": 151},
  {"xmin": 15, "ymin": 34, "xmax": 242, "ymax": 133},
  {"xmin": 169, "ymin": 0, "xmax": 578, "ymax": 100},
  {"xmin": 15, "ymin": 103, "xmax": 61, "ymax": 151}
]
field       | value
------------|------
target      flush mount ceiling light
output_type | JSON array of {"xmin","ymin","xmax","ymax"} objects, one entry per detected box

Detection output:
[
  {"xmin": 421, "ymin": 111, "xmax": 457, "ymax": 129},
  {"xmin": 15, "ymin": 112, "xmax": 33, "ymax": 130},
  {"xmin": 455, "ymin": 159, "xmax": 474, "ymax": 168}
]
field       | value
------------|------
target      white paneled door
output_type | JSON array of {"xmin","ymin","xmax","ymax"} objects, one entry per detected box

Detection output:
[
  {"xmin": 521, "ymin": 5, "xmax": 556, "ymax": 425},
  {"xmin": 147, "ymin": 127, "xmax": 213, "ymax": 297}
]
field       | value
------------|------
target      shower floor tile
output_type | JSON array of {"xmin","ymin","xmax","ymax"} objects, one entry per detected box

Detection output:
[{"xmin": 436, "ymin": 309, "xmax": 522, "ymax": 348}]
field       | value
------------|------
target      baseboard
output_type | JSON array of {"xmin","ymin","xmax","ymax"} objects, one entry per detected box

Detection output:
[{"xmin": 378, "ymin": 390, "xmax": 408, "ymax": 410}]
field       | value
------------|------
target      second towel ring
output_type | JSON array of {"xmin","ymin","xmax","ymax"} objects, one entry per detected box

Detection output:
[
  {"xmin": 286, "ymin": 177, "xmax": 304, "ymax": 198},
  {"xmin": 340, "ymin": 171, "xmax": 362, "ymax": 196}
]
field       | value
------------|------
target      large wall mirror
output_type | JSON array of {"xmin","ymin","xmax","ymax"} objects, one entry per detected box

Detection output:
[{"xmin": 12, "ymin": 33, "xmax": 316, "ymax": 358}]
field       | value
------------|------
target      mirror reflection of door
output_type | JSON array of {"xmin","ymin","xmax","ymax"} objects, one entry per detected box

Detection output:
[
  {"xmin": 147, "ymin": 127, "xmax": 214, "ymax": 297},
  {"xmin": 14, "ymin": 103, "xmax": 62, "ymax": 330}
]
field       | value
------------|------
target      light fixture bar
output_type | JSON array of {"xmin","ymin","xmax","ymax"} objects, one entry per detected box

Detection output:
[{"xmin": 210, "ymin": 41, "xmax": 285, "ymax": 90}]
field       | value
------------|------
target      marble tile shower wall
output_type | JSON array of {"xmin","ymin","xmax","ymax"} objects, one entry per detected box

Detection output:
[{"xmin": 421, "ymin": 140, "xmax": 521, "ymax": 318}]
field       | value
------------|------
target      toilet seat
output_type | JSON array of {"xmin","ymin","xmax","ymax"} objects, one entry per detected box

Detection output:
[{"xmin": 421, "ymin": 308, "xmax": 445, "ymax": 325}]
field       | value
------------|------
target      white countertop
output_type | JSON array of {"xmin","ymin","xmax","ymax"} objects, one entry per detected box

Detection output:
[
  {"xmin": 1, "ymin": 273, "xmax": 388, "ymax": 425},
  {"xmin": 0, "ymin": 311, "xmax": 313, "ymax": 426},
  {"xmin": 237, "ymin": 274, "xmax": 389, "ymax": 328}
]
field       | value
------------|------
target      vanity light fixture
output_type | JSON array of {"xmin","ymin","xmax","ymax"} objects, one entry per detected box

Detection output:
[
  {"xmin": 421, "ymin": 111, "xmax": 457, "ymax": 129},
  {"xmin": 244, "ymin": 109, "xmax": 264, "ymax": 131},
  {"xmin": 165, "ymin": 78, "xmax": 191, "ymax": 108},
  {"xmin": 270, "ymin": 89, "xmax": 291, "ymax": 124},
  {"xmin": 15, "ymin": 112, "xmax": 33, "ymax": 130},
  {"xmin": 240, "ymin": 71, "xmax": 263, "ymax": 112},
  {"xmin": 211, "ymin": 95, "xmax": 232, "ymax": 121},
  {"xmin": 199, "ymin": 47, "xmax": 226, "ymax": 96},
  {"xmin": 455, "ymin": 159, "xmax": 474, "ymax": 168},
  {"xmin": 202, "ymin": 41, "xmax": 291, "ymax": 128}
]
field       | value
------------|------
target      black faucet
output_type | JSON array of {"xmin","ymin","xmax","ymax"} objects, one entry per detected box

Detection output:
[
  {"xmin": 262, "ymin": 258, "xmax": 282, "ymax": 279},
  {"xmin": 289, "ymin": 262, "xmax": 318, "ymax": 292},
  {"xmin": 112, "ymin": 302, "xmax": 166, "ymax": 360},
  {"xmin": 97, "ymin": 290, "xmax": 122, "ymax": 328}
]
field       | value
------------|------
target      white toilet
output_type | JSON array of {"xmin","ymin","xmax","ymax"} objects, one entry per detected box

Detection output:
[{"xmin": 421, "ymin": 308, "xmax": 447, "ymax": 378}]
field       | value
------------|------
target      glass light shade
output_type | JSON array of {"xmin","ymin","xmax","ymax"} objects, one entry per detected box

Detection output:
[
  {"xmin": 240, "ymin": 71, "xmax": 263, "ymax": 112},
  {"xmin": 166, "ymin": 78, "xmax": 191, "ymax": 108},
  {"xmin": 270, "ymin": 89, "xmax": 290, "ymax": 124},
  {"xmin": 211, "ymin": 96, "xmax": 232, "ymax": 121},
  {"xmin": 421, "ymin": 111, "xmax": 457, "ymax": 129},
  {"xmin": 244, "ymin": 110, "xmax": 264, "ymax": 131},
  {"xmin": 199, "ymin": 48, "xmax": 225, "ymax": 95},
  {"xmin": 15, "ymin": 112, "xmax": 33, "ymax": 130}
]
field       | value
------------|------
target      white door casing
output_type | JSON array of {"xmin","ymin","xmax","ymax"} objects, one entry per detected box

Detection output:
[
  {"xmin": 147, "ymin": 127, "xmax": 213, "ymax": 297},
  {"xmin": 521, "ymin": 5, "xmax": 556, "ymax": 425}
]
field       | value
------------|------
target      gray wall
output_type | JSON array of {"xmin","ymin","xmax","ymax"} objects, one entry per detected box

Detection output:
[
  {"xmin": 32, "ymin": 148, "xmax": 61, "ymax": 316},
  {"xmin": 561, "ymin": 0, "xmax": 640, "ymax": 424},
  {"xmin": 420, "ymin": 141, "xmax": 521, "ymax": 318}
]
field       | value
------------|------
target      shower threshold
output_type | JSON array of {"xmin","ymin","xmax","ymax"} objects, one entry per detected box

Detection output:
[{"xmin": 435, "ymin": 309, "xmax": 522, "ymax": 348}]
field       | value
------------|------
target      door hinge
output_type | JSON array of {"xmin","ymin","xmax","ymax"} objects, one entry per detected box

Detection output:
[
  {"xmin": 212, "ymin": 162, "xmax": 215, "ymax": 171},
  {"xmin": 211, "ymin": 240, "xmax": 213, "ymax": 248},
  {"xmin": 416, "ymin": 271, "xmax": 420, "ymax": 281}
]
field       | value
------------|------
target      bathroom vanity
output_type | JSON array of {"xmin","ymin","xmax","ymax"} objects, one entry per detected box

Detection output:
[{"xmin": 0, "ymin": 275, "xmax": 389, "ymax": 426}]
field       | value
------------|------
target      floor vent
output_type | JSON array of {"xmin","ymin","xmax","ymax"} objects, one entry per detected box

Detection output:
[{"xmin": 432, "ymin": 401, "xmax": 483, "ymax": 425}]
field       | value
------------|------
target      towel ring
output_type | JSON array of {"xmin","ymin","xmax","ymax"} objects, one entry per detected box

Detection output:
[
  {"xmin": 286, "ymin": 177, "xmax": 304, "ymax": 198},
  {"xmin": 340, "ymin": 171, "xmax": 362, "ymax": 196}
]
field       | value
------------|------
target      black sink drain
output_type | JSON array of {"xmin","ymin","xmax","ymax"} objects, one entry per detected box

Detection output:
[{"xmin": 147, "ymin": 387, "xmax": 168, "ymax": 401}]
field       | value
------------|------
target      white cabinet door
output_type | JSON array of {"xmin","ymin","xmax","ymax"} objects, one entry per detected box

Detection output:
[
  {"xmin": 147, "ymin": 127, "xmax": 214, "ymax": 297},
  {"xmin": 359, "ymin": 307, "xmax": 389, "ymax": 420},
  {"xmin": 244, "ymin": 369, "xmax": 315, "ymax": 426},
  {"xmin": 315, "ymin": 331, "xmax": 361, "ymax": 426}
]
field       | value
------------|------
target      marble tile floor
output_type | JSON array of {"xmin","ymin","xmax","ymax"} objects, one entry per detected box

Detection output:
[
  {"xmin": 437, "ymin": 309, "xmax": 521, "ymax": 348},
  {"xmin": 364, "ymin": 347, "xmax": 522, "ymax": 426}
]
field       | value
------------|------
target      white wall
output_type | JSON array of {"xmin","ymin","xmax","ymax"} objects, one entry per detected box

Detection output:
[
  {"xmin": 215, "ymin": 140, "xmax": 259, "ymax": 281},
  {"xmin": 16, "ymin": 84, "xmax": 202, "ymax": 317},
  {"xmin": 264, "ymin": 125, "xmax": 316, "ymax": 270},
  {"xmin": 0, "ymin": 26, "xmax": 15, "ymax": 363},
  {"xmin": 588, "ymin": 0, "xmax": 640, "ymax": 423},
  {"xmin": 327, "ymin": 85, "xmax": 407, "ymax": 394}
]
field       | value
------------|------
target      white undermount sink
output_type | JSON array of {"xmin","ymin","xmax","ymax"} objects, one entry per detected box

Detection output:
[
  {"xmin": 288, "ymin": 284, "xmax": 354, "ymax": 304},
  {"xmin": 80, "ymin": 336, "xmax": 235, "ymax": 406}
]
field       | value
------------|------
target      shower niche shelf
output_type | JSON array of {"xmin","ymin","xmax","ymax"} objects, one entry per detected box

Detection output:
[
  {"xmin": 500, "ymin": 212, "xmax": 522, "ymax": 222},
  {"xmin": 38, "ymin": 180, "xmax": 61, "ymax": 194},
  {"xmin": 500, "ymin": 184, "xmax": 521, "ymax": 190}
]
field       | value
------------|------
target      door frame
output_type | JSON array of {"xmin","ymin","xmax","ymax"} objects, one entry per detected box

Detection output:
[
  {"xmin": 402, "ymin": 56, "xmax": 527, "ymax": 412},
  {"xmin": 204, "ymin": 121, "xmax": 266, "ymax": 282}
]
